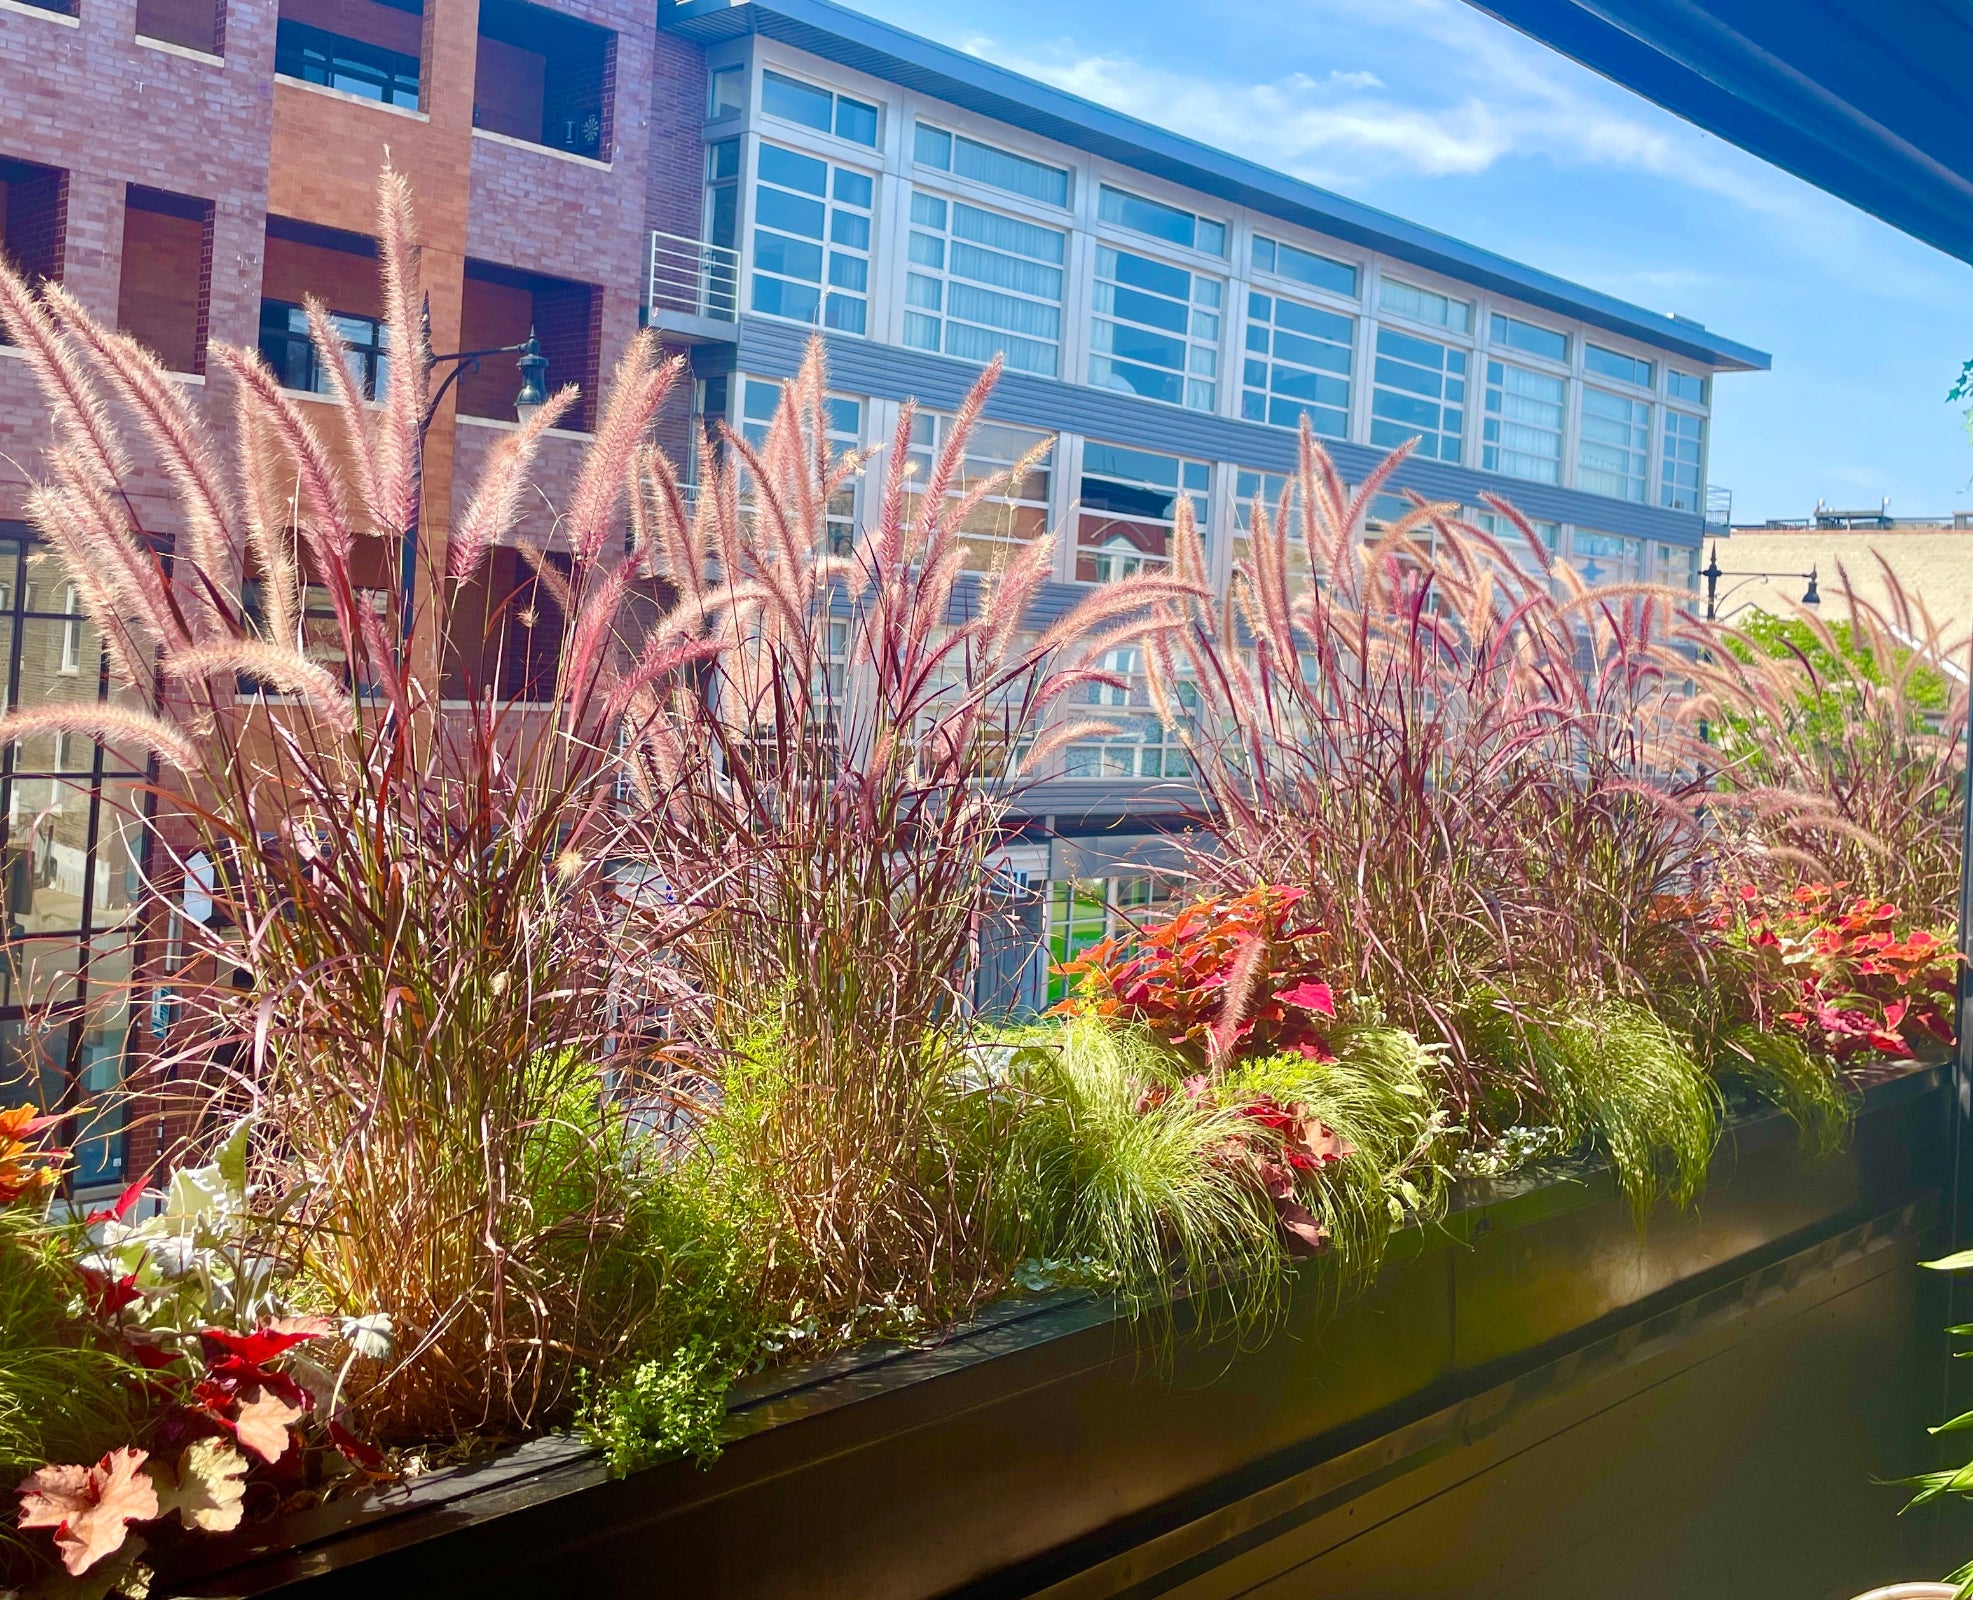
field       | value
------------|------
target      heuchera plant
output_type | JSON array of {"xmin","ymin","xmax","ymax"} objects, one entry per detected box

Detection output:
[
  {"xmin": 1053, "ymin": 885, "xmax": 1338, "ymax": 1067},
  {"xmin": 7, "ymin": 1120, "xmax": 387, "ymax": 1592},
  {"xmin": 1724, "ymin": 882, "xmax": 1959, "ymax": 1061}
]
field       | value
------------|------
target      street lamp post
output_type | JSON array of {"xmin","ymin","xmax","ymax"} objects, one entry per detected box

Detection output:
[
  {"xmin": 399, "ymin": 313, "xmax": 551, "ymax": 655},
  {"xmin": 1699, "ymin": 541, "xmax": 1821, "ymax": 622}
]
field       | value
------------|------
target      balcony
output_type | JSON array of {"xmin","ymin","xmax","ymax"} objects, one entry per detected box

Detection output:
[{"xmin": 643, "ymin": 229, "xmax": 738, "ymax": 345}]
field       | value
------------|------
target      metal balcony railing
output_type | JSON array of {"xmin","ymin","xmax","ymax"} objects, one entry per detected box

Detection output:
[{"xmin": 647, "ymin": 231, "xmax": 739, "ymax": 324}]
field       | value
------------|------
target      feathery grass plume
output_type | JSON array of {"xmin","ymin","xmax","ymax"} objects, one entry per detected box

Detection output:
[
  {"xmin": 1714, "ymin": 1024, "xmax": 1852, "ymax": 1159},
  {"xmin": 1694, "ymin": 560, "xmax": 1968, "ymax": 921},
  {"xmin": 0, "ymin": 165, "xmax": 730, "ymax": 1448},
  {"xmin": 987, "ymin": 1017, "xmax": 1291, "ymax": 1342},
  {"xmin": 635, "ymin": 338, "xmax": 1199, "ymax": 1326}
]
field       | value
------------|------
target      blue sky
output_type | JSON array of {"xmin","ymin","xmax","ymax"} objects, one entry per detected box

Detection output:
[{"xmin": 853, "ymin": 0, "xmax": 1973, "ymax": 524}]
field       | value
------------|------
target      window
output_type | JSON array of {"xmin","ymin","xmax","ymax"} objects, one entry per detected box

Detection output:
[
  {"xmin": 1097, "ymin": 185, "xmax": 1225, "ymax": 256},
  {"xmin": 136, "ymin": 0, "xmax": 220, "ymax": 54},
  {"xmin": 58, "ymin": 586, "xmax": 81, "ymax": 676},
  {"xmin": 257, "ymin": 300, "xmax": 389, "ymax": 399},
  {"xmin": 739, "ymin": 379, "xmax": 862, "ymax": 552},
  {"xmin": 1063, "ymin": 648, "xmax": 1194, "ymax": 779},
  {"xmin": 1667, "ymin": 369, "xmax": 1707, "ymax": 405},
  {"xmin": 1378, "ymin": 277, "xmax": 1470, "ymax": 334},
  {"xmin": 1661, "ymin": 409, "xmax": 1705, "ymax": 511},
  {"xmin": 903, "ymin": 193, "xmax": 1064, "ymax": 377},
  {"xmin": 1232, "ymin": 468, "xmax": 1313, "ymax": 580},
  {"xmin": 1654, "ymin": 542, "xmax": 1699, "ymax": 591},
  {"xmin": 704, "ymin": 136, "xmax": 739, "ymax": 251},
  {"xmin": 275, "ymin": 19, "xmax": 419, "ymax": 108},
  {"xmin": 1090, "ymin": 246, "xmax": 1222, "ymax": 411},
  {"xmin": 1474, "ymin": 509, "xmax": 1558, "ymax": 556},
  {"xmin": 0, "ymin": 529, "xmax": 148, "ymax": 1190},
  {"xmin": 1586, "ymin": 343, "xmax": 1653, "ymax": 388},
  {"xmin": 1370, "ymin": 328, "xmax": 1466, "ymax": 461},
  {"xmin": 912, "ymin": 123, "xmax": 1069, "ymax": 208},
  {"xmin": 1242, "ymin": 290, "xmax": 1352, "ymax": 438},
  {"xmin": 1577, "ymin": 387, "xmax": 1650, "ymax": 501},
  {"xmin": 1489, "ymin": 312, "xmax": 1568, "ymax": 364},
  {"xmin": 709, "ymin": 64, "xmax": 743, "ymax": 116},
  {"xmin": 905, "ymin": 414, "xmax": 1054, "ymax": 571},
  {"xmin": 1251, "ymin": 236, "xmax": 1357, "ymax": 298},
  {"xmin": 1482, "ymin": 360, "xmax": 1564, "ymax": 483},
  {"xmin": 1076, "ymin": 442, "xmax": 1209, "ymax": 582},
  {"xmin": 760, "ymin": 70, "xmax": 877, "ymax": 147},
  {"xmin": 750, "ymin": 143, "xmax": 873, "ymax": 335},
  {"xmin": 1047, "ymin": 875, "xmax": 1183, "ymax": 1003},
  {"xmin": 1570, "ymin": 530, "xmax": 1642, "ymax": 584}
]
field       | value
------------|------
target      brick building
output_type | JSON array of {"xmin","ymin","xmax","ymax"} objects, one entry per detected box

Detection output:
[{"xmin": 0, "ymin": 0, "xmax": 1770, "ymax": 1187}]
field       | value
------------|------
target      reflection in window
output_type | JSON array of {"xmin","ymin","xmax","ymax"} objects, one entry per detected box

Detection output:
[
  {"xmin": 1242, "ymin": 291, "xmax": 1352, "ymax": 438},
  {"xmin": 1076, "ymin": 442, "xmax": 1208, "ymax": 583},
  {"xmin": 1046, "ymin": 874, "xmax": 1184, "ymax": 1004},
  {"xmin": 1370, "ymin": 328, "xmax": 1466, "ymax": 460},
  {"xmin": 0, "ymin": 532, "xmax": 146, "ymax": 1191},
  {"xmin": 1089, "ymin": 246, "xmax": 1221, "ymax": 412},
  {"xmin": 749, "ymin": 143, "xmax": 873, "ymax": 335},
  {"xmin": 258, "ymin": 299, "xmax": 390, "ymax": 399},
  {"xmin": 906, "ymin": 413, "xmax": 1053, "ymax": 571}
]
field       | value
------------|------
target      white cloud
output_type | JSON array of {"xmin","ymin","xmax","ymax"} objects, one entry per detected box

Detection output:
[{"xmin": 953, "ymin": 0, "xmax": 1803, "ymax": 219}]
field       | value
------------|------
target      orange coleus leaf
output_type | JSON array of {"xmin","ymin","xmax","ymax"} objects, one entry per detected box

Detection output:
[{"xmin": 17, "ymin": 1447, "xmax": 158, "ymax": 1576}]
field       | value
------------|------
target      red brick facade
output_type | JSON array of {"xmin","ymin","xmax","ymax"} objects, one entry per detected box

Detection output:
[{"xmin": 0, "ymin": 0, "xmax": 707, "ymax": 1180}]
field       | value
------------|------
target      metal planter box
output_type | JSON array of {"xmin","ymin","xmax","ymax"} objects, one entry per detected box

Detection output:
[{"xmin": 167, "ymin": 1065, "xmax": 1959, "ymax": 1600}]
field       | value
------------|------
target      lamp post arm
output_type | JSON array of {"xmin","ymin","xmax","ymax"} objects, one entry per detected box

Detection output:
[{"xmin": 421, "ymin": 342, "xmax": 532, "ymax": 432}]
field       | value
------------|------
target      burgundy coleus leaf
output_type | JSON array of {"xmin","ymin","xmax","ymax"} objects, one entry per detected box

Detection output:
[
  {"xmin": 85, "ymin": 1170, "xmax": 154, "ymax": 1227},
  {"xmin": 1272, "ymin": 980, "xmax": 1336, "ymax": 1018},
  {"xmin": 1274, "ymin": 1198, "xmax": 1331, "ymax": 1257},
  {"xmin": 77, "ymin": 1266, "xmax": 143, "ymax": 1320},
  {"xmin": 326, "ymin": 1419, "xmax": 386, "ymax": 1473},
  {"xmin": 204, "ymin": 1358, "xmax": 311, "ymax": 1412},
  {"xmin": 199, "ymin": 1324, "xmax": 326, "ymax": 1370}
]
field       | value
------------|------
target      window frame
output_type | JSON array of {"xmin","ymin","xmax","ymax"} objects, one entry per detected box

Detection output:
[{"xmin": 758, "ymin": 67, "xmax": 879, "ymax": 149}]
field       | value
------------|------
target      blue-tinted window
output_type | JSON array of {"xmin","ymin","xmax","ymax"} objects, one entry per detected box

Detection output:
[
  {"xmin": 1251, "ymin": 235, "xmax": 1357, "ymax": 298},
  {"xmin": 761, "ymin": 71, "xmax": 832, "ymax": 133},
  {"xmin": 1489, "ymin": 312, "xmax": 1568, "ymax": 363},
  {"xmin": 1098, "ymin": 184, "xmax": 1223, "ymax": 255}
]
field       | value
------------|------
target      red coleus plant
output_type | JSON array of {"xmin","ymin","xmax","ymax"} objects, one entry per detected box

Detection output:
[
  {"xmin": 1136, "ymin": 1075, "xmax": 1357, "ymax": 1257},
  {"xmin": 1055, "ymin": 885, "xmax": 1339, "ymax": 1066},
  {"xmin": 1723, "ymin": 882, "xmax": 1960, "ymax": 1062}
]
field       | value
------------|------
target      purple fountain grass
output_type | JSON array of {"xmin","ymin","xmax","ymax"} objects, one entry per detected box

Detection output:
[
  {"xmin": 1693, "ymin": 557, "xmax": 1969, "ymax": 918},
  {"xmin": 631, "ymin": 339, "xmax": 1197, "ymax": 1321},
  {"xmin": 1148, "ymin": 421, "xmax": 1728, "ymax": 1113},
  {"xmin": 0, "ymin": 167, "xmax": 735, "ymax": 1444}
]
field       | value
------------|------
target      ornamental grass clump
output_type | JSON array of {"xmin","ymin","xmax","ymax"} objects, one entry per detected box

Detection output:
[
  {"xmin": 1699, "ymin": 565, "xmax": 1968, "ymax": 919},
  {"xmin": 630, "ymin": 344, "xmax": 1199, "ymax": 1327},
  {"xmin": 0, "ymin": 168, "xmax": 749, "ymax": 1446},
  {"xmin": 1145, "ymin": 425, "xmax": 1724, "ymax": 1115}
]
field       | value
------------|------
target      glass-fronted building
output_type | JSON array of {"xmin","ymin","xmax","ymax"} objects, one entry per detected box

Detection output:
[{"xmin": 659, "ymin": 0, "xmax": 1768, "ymax": 1010}]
